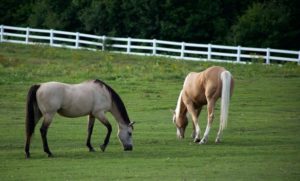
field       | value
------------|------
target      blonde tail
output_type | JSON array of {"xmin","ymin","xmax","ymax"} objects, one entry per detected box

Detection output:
[{"xmin": 220, "ymin": 71, "xmax": 231, "ymax": 130}]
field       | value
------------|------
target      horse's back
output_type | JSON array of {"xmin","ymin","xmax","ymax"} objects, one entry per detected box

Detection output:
[
  {"xmin": 185, "ymin": 66, "xmax": 225, "ymax": 84},
  {"xmin": 36, "ymin": 81, "xmax": 111, "ymax": 117},
  {"xmin": 203, "ymin": 66, "xmax": 226, "ymax": 80},
  {"xmin": 183, "ymin": 66, "xmax": 229, "ymax": 104},
  {"xmin": 183, "ymin": 72, "xmax": 207, "ymax": 104}
]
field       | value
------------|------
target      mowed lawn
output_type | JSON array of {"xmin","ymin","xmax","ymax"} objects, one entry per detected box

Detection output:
[{"xmin": 0, "ymin": 43, "xmax": 299, "ymax": 180}]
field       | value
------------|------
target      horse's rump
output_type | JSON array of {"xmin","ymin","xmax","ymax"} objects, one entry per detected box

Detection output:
[{"xmin": 183, "ymin": 66, "xmax": 227, "ymax": 105}]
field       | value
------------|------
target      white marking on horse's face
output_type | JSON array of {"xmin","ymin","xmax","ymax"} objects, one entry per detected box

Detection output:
[
  {"xmin": 173, "ymin": 112, "xmax": 183, "ymax": 138},
  {"xmin": 174, "ymin": 115, "xmax": 188, "ymax": 139},
  {"xmin": 118, "ymin": 125, "xmax": 133, "ymax": 151},
  {"xmin": 176, "ymin": 128, "xmax": 182, "ymax": 138},
  {"xmin": 173, "ymin": 90, "xmax": 188, "ymax": 138},
  {"xmin": 172, "ymin": 113, "xmax": 176, "ymax": 124}
]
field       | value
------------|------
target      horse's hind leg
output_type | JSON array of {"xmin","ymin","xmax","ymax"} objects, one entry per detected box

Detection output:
[
  {"xmin": 40, "ymin": 113, "xmax": 54, "ymax": 157},
  {"xmin": 25, "ymin": 112, "xmax": 42, "ymax": 158},
  {"xmin": 215, "ymin": 127, "xmax": 222, "ymax": 143},
  {"xmin": 86, "ymin": 115, "xmax": 95, "ymax": 152},
  {"xmin": 200, "ymin": 99, "xmax": 215, "ymax": 144},
  {"xmin": 25, "ymin": 136, "xmax": 32, "ymax": 158},
  {"xmin": 216, "ymin": 120, "xmax": 224, "ymax": 143}
]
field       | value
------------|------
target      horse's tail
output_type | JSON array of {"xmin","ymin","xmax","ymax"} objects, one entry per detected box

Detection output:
[
  {"xmin": 25, "ymin": 84, "xmax": 41, "ymax": 138},
  {"xmin": 220, "ymin": 71, "xmax": 232, "ymax": 130}
]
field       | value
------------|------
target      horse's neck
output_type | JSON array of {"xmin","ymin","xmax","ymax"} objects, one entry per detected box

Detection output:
[
  {"xmin": 110, "ymin": 102, "xmax": 128, "ymax": 128},
  {"xmin": 179, "ymin": 99, "xmax": 187, "ymax": 118},
  {"xmin": 176, "ymin": 90, "xmax": 187, "ymax": 119}
]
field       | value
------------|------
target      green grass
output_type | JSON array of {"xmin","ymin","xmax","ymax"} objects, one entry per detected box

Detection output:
[{"xmin": 0, "ymin": 43, "xmax": 299, "ymax": 180}]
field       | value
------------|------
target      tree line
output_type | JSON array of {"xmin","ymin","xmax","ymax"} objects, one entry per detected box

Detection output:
[{"xmin": 0, "ymin": 0, "xmax": 299, "ymax": 50}]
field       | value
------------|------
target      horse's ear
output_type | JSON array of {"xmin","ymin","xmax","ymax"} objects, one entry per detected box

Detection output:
[{"xmin": 129, "ymin": 122, "xmax": 135, "ymax": 127}]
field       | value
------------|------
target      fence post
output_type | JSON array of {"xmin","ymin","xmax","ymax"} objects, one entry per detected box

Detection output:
[
  {"xmin": 298, "ymin": 51, "xmax": 300, "ymax": 65},
  {"xmin": 0, "ymin": 25, "xmax": 3, "ymax": 42},
  {"xmin": 102, "ymin": 35, "xmax": 106, "ymax": 51},
  {"xmin": 75, "ymin": 32, "xmax": 79, "ymax": 49},
  {"xmin": 207, "ymin": 44, "xmax": 212, "ymax": 60},
  {"xmin": 237, "ymin": 45, "xmax": 241, "ymax": 63},
  {"xmin": 266, "ymin": 48, "xmax": 270, "ymax": 64},
  {"xmin": 25, "ymin": 27, "xmax": 30, "ymax": 44},
  {"xmin": 153, "ymin": 39, "xmax": 157, "ymax": 55},
  {"xmin": 50, "ymin": 29, "xmax": 54, "ymax": 46},
  {"xmin": 127, "ymin": 37, "xmax": 131, "ymax": 54},
  {"xmin": 181, "ymin": 42, "xmax": 185, "ymax": 59}
]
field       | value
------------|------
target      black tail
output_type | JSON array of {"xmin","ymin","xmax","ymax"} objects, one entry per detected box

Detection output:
[{"xmin": 25, "ymin": 84, "xmax": 41, "ymax": 139}]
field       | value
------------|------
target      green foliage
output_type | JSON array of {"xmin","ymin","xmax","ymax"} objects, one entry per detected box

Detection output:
[
  {"xmin": 27, "ymin": 0, "xmax": 82, "ymax": 31},
  {"xmin": 1, "ymin": 0, "xmax": 299, "ymax": 49},
  {"xmin": 232, "ymin": 1, "xmax": 291, "ymax": 48},
  {"xmin": 0, "ymin": 0, "xmax": 33, "ymax": 26},
  {"xmin": 0, "ymin": 43, "xmax": 300, "ymax": 180}
]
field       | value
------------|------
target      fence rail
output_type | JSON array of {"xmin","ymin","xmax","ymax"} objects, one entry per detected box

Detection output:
[{"xmin": 1, "ymin": 25, "xmax": 299, "ymax": 64}]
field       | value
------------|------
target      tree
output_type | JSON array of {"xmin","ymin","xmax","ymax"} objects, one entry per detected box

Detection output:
[
  {"xmin": 231, "ymin": 1, "xmax": 298, "ymax": 49},
  {"xmin": 0, "ymin": 0, "xmax": 33, "ymax": 26},
  {"xmin": 1, "ymin": 0, "xmax": 298, "ymax": 49},
  {"xmin": 28, "ymin": 0, "xmax": 83, "ymax": 31}
]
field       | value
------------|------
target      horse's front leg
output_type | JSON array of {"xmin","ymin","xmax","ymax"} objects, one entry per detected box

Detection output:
[
  {"xmin": 186, "ymin": 104, "xmax": 201, "ymax": 143},
  {"xmin": 94, "ymin": 112, "xmax": 112, "ymax": 152},
  {"xmin": 86, "ymin": 115, "xmax": 95, "ymax": 152}
]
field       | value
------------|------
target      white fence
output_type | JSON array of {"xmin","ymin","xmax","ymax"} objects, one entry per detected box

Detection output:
[{"xmin": 1, "ymin": 25, "xmax": 299, "ymax": 64}]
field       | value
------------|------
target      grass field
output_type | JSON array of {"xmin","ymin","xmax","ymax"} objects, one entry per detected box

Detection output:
[{"xmin": 0, "ymin": 43, "xmax": 299, "ymax": 180}]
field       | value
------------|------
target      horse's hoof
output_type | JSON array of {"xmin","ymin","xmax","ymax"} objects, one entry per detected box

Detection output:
[
  {"xmin": 193, "ymin": 138, "xmax": 201, "ymax": 143},
  {"xmin": 48, "ymin": 153, "xmax": 53, "ymax": 158},
  {"xmin": 25, "ymin": 153, "xmax": 30, "ymax": 159},
  {"xmin": 215, "ymin": 139, "xmax": 221, "ymax": 144},
  {"xmin": 199, "ymin": 138, "xmax": 207, "ymax": 145},
  {"xmin": 199, "ymin": 141, "xmax": 206, "ymax": 145},
  {"xmin": 89, "ymin": 148, "xmax": 95, "ymax": 152},
  {"xmin": 100, "ymin": 145, "xmax": 106, "ymax": 152}
]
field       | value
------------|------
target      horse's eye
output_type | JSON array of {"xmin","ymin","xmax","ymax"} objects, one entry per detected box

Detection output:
[{"xmin": 128, "ymin": 132, "xmax": 132, "ymax": 137}]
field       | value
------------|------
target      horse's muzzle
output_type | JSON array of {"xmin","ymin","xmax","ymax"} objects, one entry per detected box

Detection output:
[{"xmin": 124, "ymin": 145, "xmax": 133, "ymax": 151}]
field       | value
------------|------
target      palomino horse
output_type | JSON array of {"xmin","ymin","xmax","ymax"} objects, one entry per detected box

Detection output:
[
  {"xmin": 25, "ymin": 79, "xmax": 135, "ymax": 158},
  {"xmin": 172, "ymin": 66, "xmax": 234, "ymax": 144}
]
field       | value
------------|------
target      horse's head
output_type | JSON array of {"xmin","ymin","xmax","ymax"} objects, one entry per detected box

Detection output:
[
  {"xmin": 172, "ymin": 110, "xmax": 188, "ymax": 139},
  {"xmin": 118, "ymin": 122, "xmax": 135, "ymax": 151}
]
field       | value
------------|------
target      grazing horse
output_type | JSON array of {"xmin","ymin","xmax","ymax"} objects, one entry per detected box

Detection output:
[
  {"xmin": 172, "ymin": 66, "xmax": 234, "ymax": 144},
  {"xmin": 25, "ymin": 79, "xmax": 135, "ymax": 158}
]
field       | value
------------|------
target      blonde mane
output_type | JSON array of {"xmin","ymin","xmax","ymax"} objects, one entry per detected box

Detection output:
[{"xmin": 175, "ymin": 90, "xmax": 183, "ymax": 120}]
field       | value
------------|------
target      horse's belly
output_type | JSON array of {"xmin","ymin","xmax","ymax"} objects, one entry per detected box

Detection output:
[
  {"xmin": 59, "ymin": 91, "xmax": 95, "ymax": 117},
  {"xmin": 57, "ymin": 107, "xmax": 90, "ymax": 118}
]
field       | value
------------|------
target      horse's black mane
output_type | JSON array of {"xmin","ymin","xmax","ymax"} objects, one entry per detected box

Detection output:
[{"xmin": 94, "ymin": 79, "xmax": 130, "ymax": 125}]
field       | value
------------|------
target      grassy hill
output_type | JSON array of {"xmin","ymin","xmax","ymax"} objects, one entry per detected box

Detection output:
[{"xmin": 0, "ymin": 43, "xmax": 299, "ymax": 180}]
